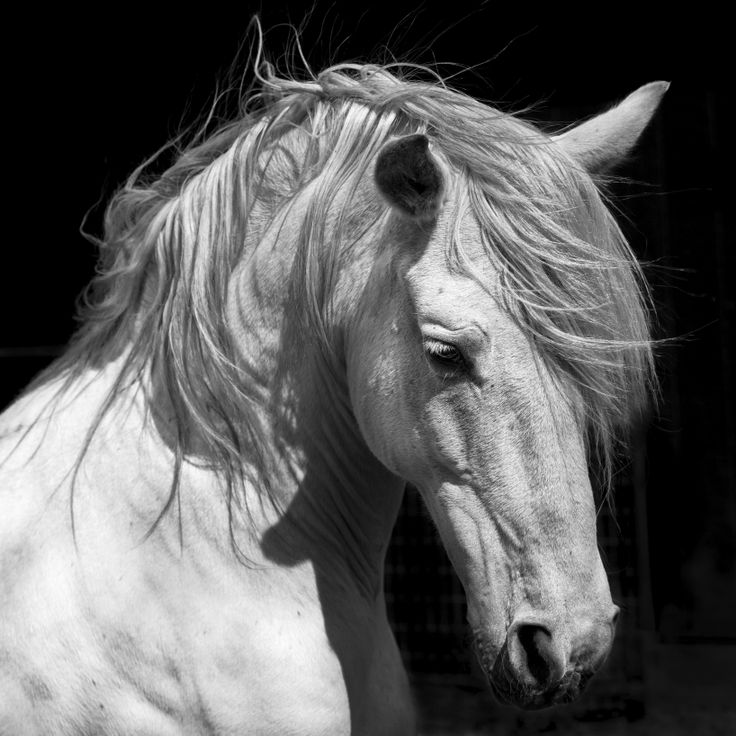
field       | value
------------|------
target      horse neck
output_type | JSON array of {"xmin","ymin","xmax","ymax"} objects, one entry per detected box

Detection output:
[{"xmin": 223, "ymin": 202, "xmax": 405, "ymax": 599}]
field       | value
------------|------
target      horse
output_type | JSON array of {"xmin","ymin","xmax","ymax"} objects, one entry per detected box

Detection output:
[{"xmin": 0, "ymin": 49, "xmax": 666, "ymax": 734}]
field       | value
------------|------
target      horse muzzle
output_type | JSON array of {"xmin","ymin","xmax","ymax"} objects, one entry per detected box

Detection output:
[{"xmin": 474, "ymin": 608, "xmax": 619, "ymax": 709}]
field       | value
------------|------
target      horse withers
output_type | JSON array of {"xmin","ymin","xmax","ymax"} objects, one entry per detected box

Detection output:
[{"xmin": 0, "ymin": 57, "xmax": 666, "ymax": 734}]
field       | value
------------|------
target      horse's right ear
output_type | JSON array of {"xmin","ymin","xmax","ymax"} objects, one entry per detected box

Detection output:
[{"xmin": 375, "ymin": 134, "xmax": 444, "ymax": 222}]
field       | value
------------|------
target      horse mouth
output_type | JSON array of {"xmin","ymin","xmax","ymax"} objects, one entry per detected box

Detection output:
[
  {"xmin": 473, "ymin": 637, "xmax": 592, "ymax": 710},
  {"xmin": 488, "ymin": 667, "xmax": 590, "ymax": 710}
]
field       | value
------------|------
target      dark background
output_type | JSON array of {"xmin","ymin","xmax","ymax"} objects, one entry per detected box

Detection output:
[{"xmin": 2, "ymin": 3, "xmax": 733, "ymax": 733}]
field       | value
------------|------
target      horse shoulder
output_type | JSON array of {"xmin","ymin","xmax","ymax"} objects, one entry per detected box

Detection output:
[
  {"xmin": 0, "ymin": 388, "xmax": 92, "ymax": 733},
  {"xmin": 0, "ymin": 372, "xmax": 171, "ymax": 734},
  {"xmin": 0, "ymin": 378, "xmax": 413, "ymax": 734}
]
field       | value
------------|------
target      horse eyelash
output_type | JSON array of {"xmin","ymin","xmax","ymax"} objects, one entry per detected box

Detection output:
[{"xmin": 424, "ymin": 338, "xmax": 466, "ymax": 369}]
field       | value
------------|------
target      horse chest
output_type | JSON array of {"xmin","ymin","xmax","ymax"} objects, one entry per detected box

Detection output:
[
  {"xmin": 3, "ymin": 541, "xmax": 412, "ymax": 736},
  {"xmin": 152, "ymin": 567, "xmax": 414, "ymax": 735},
  {"xmin": 179, "ymin": 581, "xmax": 356, "ymax": 734}
]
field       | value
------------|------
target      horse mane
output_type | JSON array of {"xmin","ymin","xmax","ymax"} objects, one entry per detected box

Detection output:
[{"xmin": 25, "ymin": 47, "xmax": 655, "ymax": 536}]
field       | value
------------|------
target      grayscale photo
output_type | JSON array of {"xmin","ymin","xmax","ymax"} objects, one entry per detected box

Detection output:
[{"xmin": 1, "ymin": 4, "xmax": 731, "ymax": 734}]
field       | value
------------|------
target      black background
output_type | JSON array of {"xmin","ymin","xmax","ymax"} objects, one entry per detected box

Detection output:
[{"xmin": 2, "ymin": 2, "xmax": 733, "ymax": 729}]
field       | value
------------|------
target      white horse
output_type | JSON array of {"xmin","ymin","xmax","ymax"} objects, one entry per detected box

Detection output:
[{"xmin": 0, "ymin": 57, "xmax": 666, "ymax": 734}]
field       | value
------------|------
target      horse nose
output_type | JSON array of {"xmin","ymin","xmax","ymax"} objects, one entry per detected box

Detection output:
[
  {"xmin": 496, "ymin": 608, "xmax": 618, "ymax": 705},
  {"xmin": 507, "ymin": 621, "xmax": 565, "ymax": 690}
]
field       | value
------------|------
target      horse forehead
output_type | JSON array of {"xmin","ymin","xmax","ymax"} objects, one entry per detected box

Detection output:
[
  {"xmin": 432, "ymin": 203, "xmax": 486, "ymax": 259},
  {"xmin": 404, "ymin": 237, "xmax": 500, "ymax": 322},
  {"xmin": 406, "ymin": 268, "xmax": 495, "ymax": 324},
  {"xmin": 416, "ymin": 198, "xmax": 495, "ymax": 267}
]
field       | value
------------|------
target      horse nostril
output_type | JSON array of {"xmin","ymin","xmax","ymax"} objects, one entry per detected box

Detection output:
[
  {"xmin": 495, "ymin": 615, "xmax": 616, "ymax": 706},
  {"xmin": 515, "ymin": 624, "xmax": 559, "ymax": 688}
]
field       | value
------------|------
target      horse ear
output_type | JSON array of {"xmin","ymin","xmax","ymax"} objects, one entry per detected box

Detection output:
[
  {"xmin": 554, "ymin": 81, "xmax": 669, "ymax": 174},
  {"xmin": 375, "ymin": 134, "xmax": 444, "ymax": 221}
]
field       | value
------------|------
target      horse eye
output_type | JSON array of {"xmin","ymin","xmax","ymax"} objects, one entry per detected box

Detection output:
[{"xmin": 424, "ymin": 339, "xmax": 465, "ymax": 368}]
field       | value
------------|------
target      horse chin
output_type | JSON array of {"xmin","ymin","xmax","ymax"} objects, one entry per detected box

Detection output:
[
  {"xmin": 488, "ymin": 665, "xmax": 591, "ymax": 710},
  {"xmin": 472, "ymin": 635, "xmax": 591, "ymax": 711}
]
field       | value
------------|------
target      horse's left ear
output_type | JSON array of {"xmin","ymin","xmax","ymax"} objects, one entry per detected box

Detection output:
[
  {"xmin": 554, "ymin": 81, "xmax": 669, "ymax": 174},
  {"xmin": 375, "ymin": 134, "xmax": 445, "ymax": 222}
]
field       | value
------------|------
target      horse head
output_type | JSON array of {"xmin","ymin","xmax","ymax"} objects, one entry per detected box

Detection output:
[{"xmin": 346, "ymin": 83, "xmax": 666, "ymax": 708}]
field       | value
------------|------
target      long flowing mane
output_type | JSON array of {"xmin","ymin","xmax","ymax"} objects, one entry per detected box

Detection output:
[{"xmin": 25, "ymin": 49, "xmax": 655, "ymax": 529}]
